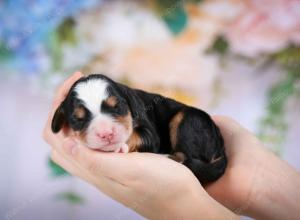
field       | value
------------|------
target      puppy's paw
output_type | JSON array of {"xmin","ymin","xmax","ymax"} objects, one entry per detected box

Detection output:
[{"xmin": 114, "ymin": 143, "xmax": 129, "ymax": 153}]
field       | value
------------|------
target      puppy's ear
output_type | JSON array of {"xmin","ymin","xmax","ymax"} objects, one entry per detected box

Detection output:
[
  {"xmin": 116, "ymin": 83, "xmax": 140, "ymax": 119},
  {"xmin": 51, "ymin": 104, "xmax": 66, "ymax": 133}
]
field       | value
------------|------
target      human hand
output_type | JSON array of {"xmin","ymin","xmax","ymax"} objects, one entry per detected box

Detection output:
[
  {"xmin": 206, "ymin": 116, "xmax": 300, "ymax": 220},
  {"xmin": 205, "ymin": 116, "xmax": 266, "ymax": 214},
  {"xmin": 43, "ymin": 72, "xmax": 237, "ymax": 220}
]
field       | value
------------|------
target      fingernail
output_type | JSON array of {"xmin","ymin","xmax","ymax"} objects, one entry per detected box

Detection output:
[{"xmin": 63, "ymin": 139, "xmax": 77, "ymax": 155}]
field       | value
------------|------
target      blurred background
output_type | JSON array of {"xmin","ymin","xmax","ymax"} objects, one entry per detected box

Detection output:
[{"xmin": 1, "ymin": 0, "xmax": 300, "ymax": 219}]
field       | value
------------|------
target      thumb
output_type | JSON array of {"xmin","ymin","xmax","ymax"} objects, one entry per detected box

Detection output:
[{"xmin": 62, "ymin": 138, "xmax": 137, "ymax": 182}]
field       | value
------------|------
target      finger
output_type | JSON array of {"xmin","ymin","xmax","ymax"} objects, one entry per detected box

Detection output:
[
  {"xmin": 51, "ymin": 149, "xmax": 82, "ymax": 176},
  {"xmin": 53, "ymin": 71, "xmax": 83, "ymax": 106},
  {"xmin": 46, "ymin": 131, "xmax": 74, "ymax": 152},
  {"xmin": 61, "ymin": 138, "xmax": 143, "ymax": 183},
  {"xmin": 43, "ymin": 72, "xmax": 83, "ymax": 142},
  {"xmin": 51, "ymin": 149, "xmax": 132, "ymax": 202},
  {"xmin": 51, "ymin": 148, "xmax": 103, "ymax": 183}
]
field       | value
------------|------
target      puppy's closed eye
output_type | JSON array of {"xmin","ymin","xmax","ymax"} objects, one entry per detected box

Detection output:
[
  {"xmin": 73, "ymin": 106, "xmax": 86, "ymax": 119},
  {"xmin": 105, "ymin": 96, "xmax": 118, "ymax": 108}
]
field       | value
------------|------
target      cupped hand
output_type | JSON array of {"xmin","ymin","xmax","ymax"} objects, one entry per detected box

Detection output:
[
  {"xmin": 43, "ymin": 72, "xmax": 237, "ymax": 220},
  {"xmin": 206, "ymin": 116, "xmax": 271, "ymax": 215}
]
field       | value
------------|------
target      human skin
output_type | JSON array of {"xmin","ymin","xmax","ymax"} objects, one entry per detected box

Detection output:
[
  {"xmin": 43, "ymin": 72, "xmax": 237, "ymax": 220},
  {"xmin": 44, "ymin": 72, "xmax": 300, "ymax": 220},
  {"xmin": 206, "ymin": 116, "xmax": 300, "ymax": 220}
]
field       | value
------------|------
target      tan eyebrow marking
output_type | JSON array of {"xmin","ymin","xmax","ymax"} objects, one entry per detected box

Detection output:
[
  {"xmin": 105, "ymin": 96, "xmax": 118, "ymax": 107},
  {"xmin": 74, "ymin": 106, "xmax": 86, "ymax": 119}
]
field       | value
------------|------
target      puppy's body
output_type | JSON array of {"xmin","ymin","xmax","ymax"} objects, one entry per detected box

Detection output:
[{"xmin": 52, "ymin": 74, "xmax": 227, "ymax": 184}]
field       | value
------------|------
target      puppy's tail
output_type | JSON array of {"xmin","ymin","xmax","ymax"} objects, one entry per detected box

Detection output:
[{"xmin": 183, "ymin": 154, "xmax": 227, "ymax": 184}]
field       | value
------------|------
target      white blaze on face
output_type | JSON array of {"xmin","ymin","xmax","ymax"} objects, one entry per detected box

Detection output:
[
  {"xmin": 74, "ymin": 79, "xmax": 109, "ymax": 116},
  {"xmin": 74, "ymin": 78, "xmax": 130, "ymax": 152}
]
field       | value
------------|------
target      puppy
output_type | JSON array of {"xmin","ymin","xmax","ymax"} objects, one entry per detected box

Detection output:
[{"xmin": 52, "ymin": 74, "xmax": 227, "ymax": 184}]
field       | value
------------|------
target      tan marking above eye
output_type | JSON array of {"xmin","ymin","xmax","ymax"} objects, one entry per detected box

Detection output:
[
  {"xmin": 169, "ymin": 111, "xmax": 184, "ymax": 149},
  {"xmin": 105, "ymin": 96, "xmax": 118, "ymax": 107},
  {"xmin": 74, "ymin": 106, "xmax": 86, "ymax": 119}
]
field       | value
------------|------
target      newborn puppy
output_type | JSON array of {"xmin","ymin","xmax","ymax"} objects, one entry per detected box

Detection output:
[{"xmin": 52, "ymin": 74, "xmax": 227, "ymax": 184}]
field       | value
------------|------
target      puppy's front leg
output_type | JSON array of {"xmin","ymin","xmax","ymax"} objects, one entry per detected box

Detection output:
[{"xmin": 114, "ymin": 143, "xmax": 129, "ymax": 153}]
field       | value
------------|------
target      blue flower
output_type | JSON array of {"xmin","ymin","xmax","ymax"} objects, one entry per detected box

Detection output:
[{"xmin": 0, "ymin": 0, "xmax": 101, "ymax": 75}]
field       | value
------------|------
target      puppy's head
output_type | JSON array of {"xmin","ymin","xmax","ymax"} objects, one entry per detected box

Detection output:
[{"xmin": 51, "ymin": 74, "xmax": 133, "ymax": 151}]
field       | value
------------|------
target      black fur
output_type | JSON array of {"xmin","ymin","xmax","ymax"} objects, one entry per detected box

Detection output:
[{"xmin": 51, "ymin": 74, "xmax": 227, "ymax": 184}]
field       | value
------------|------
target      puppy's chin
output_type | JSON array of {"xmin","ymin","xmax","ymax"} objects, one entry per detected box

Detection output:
[
  {"xmin": 85, "ymin": 141, "xmax": 121, "ymax": 152},
  {"xmin": 86, "ymin": 142, "xmax": 129, "ymax": 153}
]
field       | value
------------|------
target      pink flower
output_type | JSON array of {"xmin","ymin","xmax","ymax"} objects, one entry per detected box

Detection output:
[{"xmin": 225, "ymin": 0, "xmax": 300, "ymax": 57}]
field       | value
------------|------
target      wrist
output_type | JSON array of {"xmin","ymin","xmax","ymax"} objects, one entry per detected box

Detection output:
[
  {"xmin": 244, "ymin": 150, "xmax": 300, "ymax": 220},
  {"xmin": 163, "ymin": 181, "xmax": 238, "ymax": 220}
]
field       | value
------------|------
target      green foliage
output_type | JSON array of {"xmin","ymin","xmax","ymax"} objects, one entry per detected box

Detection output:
[
  {"xmin": 258, "ymin": 45, "xmax": 300, "ymax": 155},
  {"xmin": 48, "ymin": 157, "xmax": 69, "ymax": 177},
  {"xmin": 188, "ymin": 0, "xmax": 203, "ymax": 2},
  {"xmin": 153, "ymin": 0, "xmax": 188, "ymax": 35},
  {"xmin": 162, "ymin": 4, "xmax": 188, "ymax": 35},
  {"xmin": 209, "ymin": 36, "xmax": 300, "ymax": 155},
  {"xmin": 153, "ymin": 0, "xmax": 203, "ymax": 35},
  {"xmin": 272, "ymin": 45, "xmax": 300, "ymax": 78},
  {"xmin": 258, "ymin": 73, "xmax": 295, "ymax": 155},
  {"xmin": 48, "ymin": 17, "xmax": 77, "ymax": 70},
  {"xmin": 268, "ymin": 75, "xmax": 295, "ymax": 114},
  {"xmin": 206, "ymin": 35, "xmax": 229, "ymax": 55},
  {"xmin": 55, "ymin": 191, "xmax": 85, "ymax": 204},
  {"xmin": 0, "ymin": 42, "xmax": 13, "ymax": 61},
  {"xmin": 56, "ymin": 18, "xmax": 77, "ymax": 45},
  {"xmin": 48, "ymin": 32, "xmax": 63, "ymax": 71}
]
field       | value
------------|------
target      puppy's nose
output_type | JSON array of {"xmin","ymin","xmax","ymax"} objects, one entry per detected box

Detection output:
[{"xmin": 96, "ymin": 130, "xmax": 114, "ymax": 142}]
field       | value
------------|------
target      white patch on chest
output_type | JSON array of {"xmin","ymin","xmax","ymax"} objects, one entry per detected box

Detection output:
[{"xmin": 74, "ymin": 79, "xmax": 109, "ymax": 116}]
